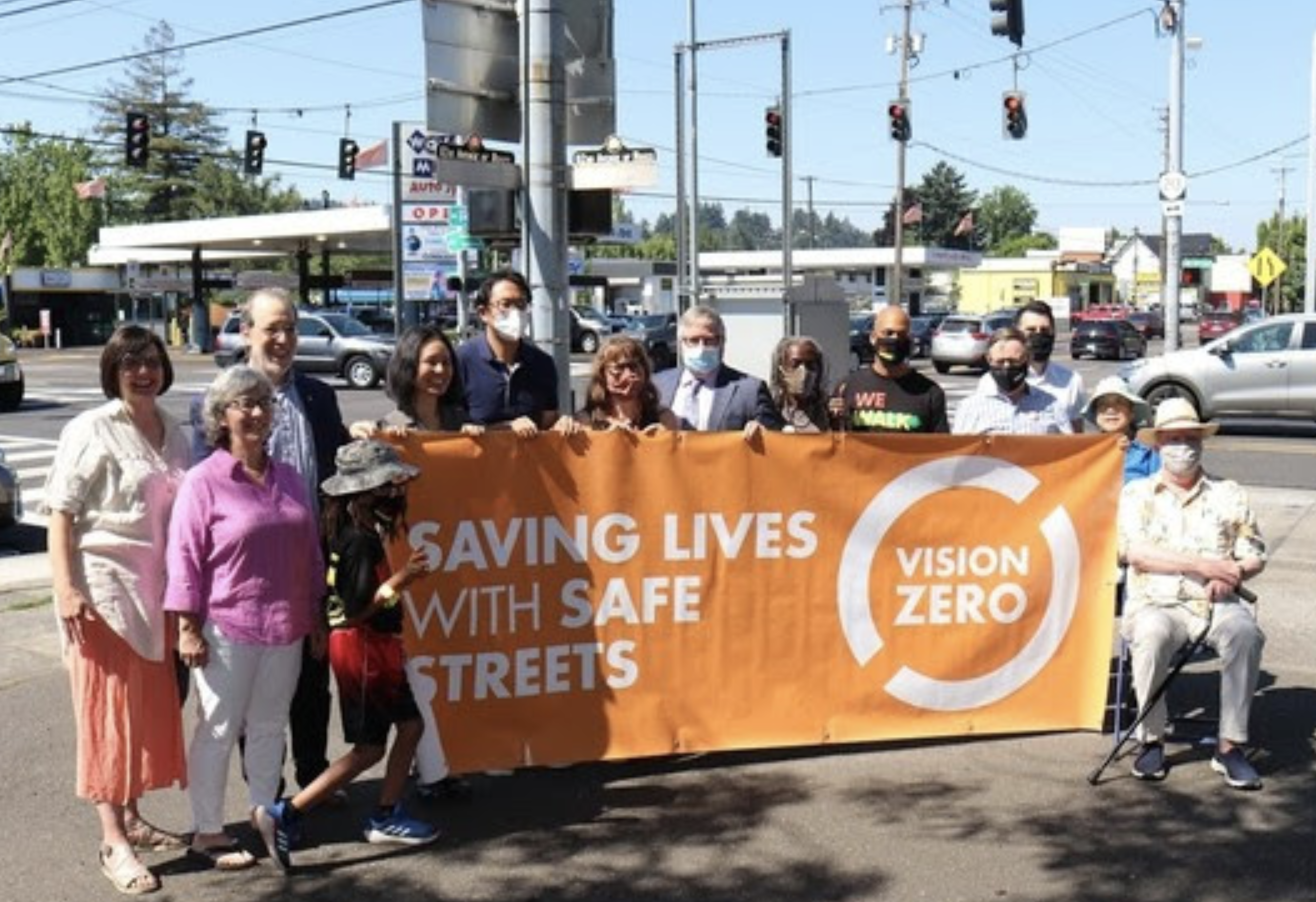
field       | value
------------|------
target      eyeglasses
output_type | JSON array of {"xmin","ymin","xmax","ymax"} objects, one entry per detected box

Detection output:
[
  {"xmin": 121, "ymin": 354, "xmax": 163, "ymax": 372},
  {"xmin": 227, "ymin": 397, "xmax": 274, "ymax": 414},
  {"xmin": 605, "ymin": 361, "xmax": 642, "ymax": 377}
]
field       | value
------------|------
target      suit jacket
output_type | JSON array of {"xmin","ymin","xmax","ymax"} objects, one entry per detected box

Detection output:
[{"xmin": 654, "ymin": 364, "xmax": 783, "ymax": 432}]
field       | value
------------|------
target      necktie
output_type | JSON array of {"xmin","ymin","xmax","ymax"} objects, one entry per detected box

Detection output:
[{"xmin": 682, "ymin": 379, "xmax": 702, "ymax": 430}]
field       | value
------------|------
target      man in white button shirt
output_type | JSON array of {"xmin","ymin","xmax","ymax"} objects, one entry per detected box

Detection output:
[
  {"xmin": 975, "ymin": 300, "xmax": 1086, "ymax": 432},
  {"xmin": 654, "ymin": 305, "xmax": 782, "ymax": 440}
]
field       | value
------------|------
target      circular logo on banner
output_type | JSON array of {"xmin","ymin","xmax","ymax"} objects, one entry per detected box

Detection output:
[{"xmin": 836, "ymin": 455, "xmax": 1080, "ymax": 712}]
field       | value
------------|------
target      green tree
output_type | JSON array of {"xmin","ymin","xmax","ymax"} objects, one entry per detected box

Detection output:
[
  {"xmin": 1255, "ymin": 214, "xmax": 1306, "ymax": 313},
  {"xmin": 0, "ymin": 128, "xmax": 101, "ymax": 267},
  {"xmin": 727, "ymin": 208, "xmax": 778, "ymax": 250},
  {"xmin": 91, "ymin": 21, "xmax": 300, "ymax": 223},
  {"xmin": 914, "ymin": 162, "xmax": 976, "ymax": 248},
  {"xmin": 992, "ymin": 232, "xmax": 1057, "ymax": 258},
  {"xmin": 977, "ymin": 185, "xmax": 1038, "ymax": 254}
]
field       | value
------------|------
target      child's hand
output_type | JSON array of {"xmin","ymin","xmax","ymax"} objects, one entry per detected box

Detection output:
[{"xmin": 400, "ymin": 548, "xmax": 431, "ymax": 584}]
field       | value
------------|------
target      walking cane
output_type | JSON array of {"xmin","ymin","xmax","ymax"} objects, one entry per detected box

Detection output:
[{"xmin": 1087, "ymin": 584, "xmax": 1257, "ymax": 786}]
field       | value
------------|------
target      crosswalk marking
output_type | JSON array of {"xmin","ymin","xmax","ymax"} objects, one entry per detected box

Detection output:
[{"xmin": 1, "ymin": 435, "xmax": 56, "ymax": 529}]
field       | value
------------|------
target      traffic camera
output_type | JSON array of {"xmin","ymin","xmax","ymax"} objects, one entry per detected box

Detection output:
[
  {"xmin": 989, "ymin": 0, "xmax": 1025, "ymax": 47},
  {"xmin": 888, "ymin": 100, "xmax": 911, "ymax": 143},
  {"xmin": 124, "ymin": 112, "xmax": 150, "ymax": 168},
  {"xmin": 764, "ymin": 106, "xmax": 783, "ymax": 158},
  {"xmin": 243, "ymin": 130, "xmax": 267, "ymax": 176},
  {"xmin": 1002, "ymin": 91, "xmax": 1027, "ymax": 140},
  {"xmin": 338, "ymin": 138, "xmax": 359, "ymax": 180}
]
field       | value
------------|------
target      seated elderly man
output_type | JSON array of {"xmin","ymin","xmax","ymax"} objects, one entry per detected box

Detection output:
[{"xmin": 1118, "ymin": 398, "xmax": 1267, "ymax": 789}]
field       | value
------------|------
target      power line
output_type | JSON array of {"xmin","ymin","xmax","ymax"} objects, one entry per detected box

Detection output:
[
  {"xmin": 0, "ymin": 0, "xmax": 84, "ymax": 20},
  {"xmin": 0, "ymin": 0, "xmax": 411, "ymax": 86}
]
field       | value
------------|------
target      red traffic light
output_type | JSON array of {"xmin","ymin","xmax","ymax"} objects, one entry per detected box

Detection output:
[
  {"xmin": 124, "ymin": 111, "xmax": 150, "ymax": 168},
  {"xmin": 887, "ymin": 100, "xmax": 911, "ymax": 143},
  {"xmin": 1002, "ymin": 91, "xmax": 1027, "ymax": 140},
  {"xmin": 764, "ymin": 106, "xmax": 783, "ymax": 158}
]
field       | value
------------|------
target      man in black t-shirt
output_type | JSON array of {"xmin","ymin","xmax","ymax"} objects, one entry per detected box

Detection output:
[{"xmin": 830, "ymin": 306, "xmax": 949, "ymax": 433}]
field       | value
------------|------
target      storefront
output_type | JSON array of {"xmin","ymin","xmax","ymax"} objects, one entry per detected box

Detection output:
[{"xmin": 5, "ymin": 267, "xmax": 120, "ymax": 347}]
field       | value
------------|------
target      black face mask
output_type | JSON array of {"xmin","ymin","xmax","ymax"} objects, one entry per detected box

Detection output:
[
  {"xmin": 874, "ymin": 335, "xmax": 913, "ymax": 366},
  {"xmin": 372, "ymin": 494, "xmax": 408, "ymax": 526},
  {"xmin": 989, "ymin": 364, "xmax": 1029, "ymax": 393},
  {"xmin": 1026, "ymin": 332, "xmax": 1055, "ymax": 361}
]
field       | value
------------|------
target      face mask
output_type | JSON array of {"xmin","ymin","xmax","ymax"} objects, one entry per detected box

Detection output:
[
  {"xmin": 989, "ymin": 364, "xmax": 1028, "ymax": 393},
  {"xmin": 1160, "ymin": 439, "xmax": 1203, "ymax": 476},
  {"xmin": 684, "ymin": 344, "xmax": 721, "ymax": 376},
  {"xmin": 1026, "ymin": 332, "xmax": 1055, "ymax": 361},
  {"xmin": 874, "ymin": 336, "xmax": 912, "ymax": 366},
  {"xmin": 780, "ymin": 366, "xmax": 818, "ymax": 397},
  {"xmin": 492, "ymin": 308, "xmax": 527, "ymax": 342}
]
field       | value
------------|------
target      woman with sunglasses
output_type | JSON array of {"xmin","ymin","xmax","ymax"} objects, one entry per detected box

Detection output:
[
  {"xmin": 554, "ymin": 335, "xmax": 680, "ymax": 434},
  {"xmin": 45, "ymin": 325, "xmax": 191, "ymax": 894}
]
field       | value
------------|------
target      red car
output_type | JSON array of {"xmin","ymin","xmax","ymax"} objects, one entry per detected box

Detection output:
[{"xmin": 1197, "ymin": 311, "xmax": 1240, "ymax": 345}]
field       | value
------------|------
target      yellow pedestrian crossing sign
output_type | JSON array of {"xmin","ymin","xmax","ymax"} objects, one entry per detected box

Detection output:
[{"xmin": 1248, "ymin": 247, "xmax": 1287, "ymax": 287}]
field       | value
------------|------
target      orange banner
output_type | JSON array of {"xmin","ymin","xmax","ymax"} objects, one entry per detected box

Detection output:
[{"xmin": 392, "ymin": 432, "xmax": 1123, "ymax": 773}]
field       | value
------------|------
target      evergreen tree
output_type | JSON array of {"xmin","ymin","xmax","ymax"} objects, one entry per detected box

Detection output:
[{"xmin": 914, "ymin": 162, "xmax": 976, "ymax": 248}]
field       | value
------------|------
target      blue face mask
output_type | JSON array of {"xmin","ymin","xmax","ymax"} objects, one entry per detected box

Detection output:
[{"xmin": 683, "ymin": 344, "xmax": 721, "ymax": 375}]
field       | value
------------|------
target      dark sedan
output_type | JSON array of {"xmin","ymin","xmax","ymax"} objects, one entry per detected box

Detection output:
[
  {"xmin": 1070, "ymin": 319, "xmax": 1146, "ymax": 361},
  {"xmin": 1125, "ymin": 310, "xmax": 1165, "ymax": 340}
]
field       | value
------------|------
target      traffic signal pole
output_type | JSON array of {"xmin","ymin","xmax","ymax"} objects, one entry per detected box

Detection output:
[
  {"xmin": 1162, "ymin": 0, "xmax": 1186, "ymax": 352},
  {"xmin": 890, "ymin": 0, "xmax": 913, "ymax": 314}
]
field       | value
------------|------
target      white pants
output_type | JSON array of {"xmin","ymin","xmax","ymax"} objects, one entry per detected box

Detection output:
[
  {"xmin": 1121, "ymin": 601, "xmax": 1265, "ymax": 745},
  {"xmin": 187, "ymin": 622, "xmax": 303, "ymax": 834},
  {"xmin": 405, "ymin": 654, "xmax": 451, "ymax": 783}
]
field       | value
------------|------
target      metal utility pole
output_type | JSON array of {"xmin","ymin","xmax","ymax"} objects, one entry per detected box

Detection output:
[
  {"xmin": 802, "ymin": 175, "xmax": 817, "ymax": 248},
  {"xmin": 1272, "ymin": 164, "xmax": 1293, "ymax": 314},
  {"xmin": 1307, "ymin": 30, "xmax": 1316, "ymax": 314},
  {"xmin": 1161, "ymin": 0, "xmax": 1186, "ymax": 352},
  {"xmin": 674, "ymin": 47, "xmax": 689, "ymax": 310},
  {"xmin": 686, "ymin": 0, "xmax": 701, "ymax": 303},
  {"xmin": 889, "ymin": 0, "xmax": 913, "ymax": 313},
  {"xmin": 780, "ymin": 31, "xmax": 793, "ymax": 303},
  {"xmin": 523, "ymin": 0, "xmax": 570, "ymax": 412}
]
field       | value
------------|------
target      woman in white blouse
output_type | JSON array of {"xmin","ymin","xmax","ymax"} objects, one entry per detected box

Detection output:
[{"xmin": 45, "ymin": 325, "xmax": 191, "ymax": 894}]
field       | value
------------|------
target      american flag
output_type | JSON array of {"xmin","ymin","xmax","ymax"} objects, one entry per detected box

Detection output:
[
  {"xmin": 355, "ymin": 139, "xmax": 389, "ymax": 170},
  {"xmin": 954, "ymin": 211, "xmax": 974, "ymax": 237},
  {"xmin": 901, "ymin": 202, "xmax": 923, "ymax": 225}
]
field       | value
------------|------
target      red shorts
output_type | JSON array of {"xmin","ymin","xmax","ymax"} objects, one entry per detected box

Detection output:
[{"xmin": 328, "ymin": 627, "xmax": 421, "ymax": 747}]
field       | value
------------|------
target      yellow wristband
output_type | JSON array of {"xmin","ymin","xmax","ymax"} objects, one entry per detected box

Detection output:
[{"xmin": 378, "ymin": 584, "xmax": 398, "ymax": 608}]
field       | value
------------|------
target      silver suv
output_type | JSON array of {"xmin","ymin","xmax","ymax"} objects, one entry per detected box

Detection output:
[
  {"xmin": 214, "ymin": 310, "xmax": 395, "ymax": 389},
  {"xmin": 1121, "ymin": 313, "xmax": 1316, "ymax": 420},
  {"xmin": 930, "ymin": 311, "xmax": 1016, "ymax": 374}
]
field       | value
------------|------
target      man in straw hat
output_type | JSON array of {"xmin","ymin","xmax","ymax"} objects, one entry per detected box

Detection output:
[{"xmin": 1117, "ymin": 397, "xmax": 1267, "ymax": 789}]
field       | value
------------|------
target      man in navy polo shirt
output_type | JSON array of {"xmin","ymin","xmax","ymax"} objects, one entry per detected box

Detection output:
[{"xmin": 456, "ymin": 271, "xmax": 560, "ymax": 435}]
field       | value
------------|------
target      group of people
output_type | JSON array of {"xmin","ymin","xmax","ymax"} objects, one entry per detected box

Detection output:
[{"xmin": 47, "ymin": 277, "xmax": 1269, "ymax": 894}]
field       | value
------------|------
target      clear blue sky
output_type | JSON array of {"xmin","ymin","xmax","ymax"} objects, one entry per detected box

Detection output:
[{"xmin": 1, "ymin": 0, "xmax": 1312, "ymax": 254}]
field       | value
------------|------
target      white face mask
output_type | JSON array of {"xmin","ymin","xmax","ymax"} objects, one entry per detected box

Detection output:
[
  {"xmin": 1160, "ymin": 439, "xmax": 1203, "ymax": 476},
  {"xmin": 492, "ymin": 308, "xmax": 527, "ymax": 342}
]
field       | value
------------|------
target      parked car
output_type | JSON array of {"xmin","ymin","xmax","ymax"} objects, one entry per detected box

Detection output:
[
  {"xmin": 1125, "ymin": 309, "xmax": 1165, "ymax": 340},
  {"xmin": 214, "ymin": 310, "xmax": 395, "ymax": 388},
  {"xmin": 570, "ymin": 306, "xmax": 618, "ymax": 354},
  {"xmin": 1070, "ymin": 319, "xmax": 1147, "ymax": 361},
  {"xmin": 910, "ymin": 313, "xmax": 946, "ymax": 358},
  {"xmin": 1197, "ymin": 311, "xmax": 1241, "ymax": 345},
  {"xmin": 0, "ymin": 446, "xmax": 20, "ymax": 532},
  {"xmin": 1121, "ymin": 313, "xmax": 1316, "ymax": 421},
  {"xmin": 0, "ymin": 333, "xmax": 24, "ymax": 412},
  {"xmin": 930, "ymin": 311, "xmax": 1016, "ymax": 374},
  {"xmin": 1073, "ymin": 304, "xmax": 1131, "ymax": 323},
  {"xmin": 849, "ymin": 314, "xmax": 875, "ymax": 368},
  {"xmin": 625, "ymin": 312, "xmax": 678, "ymax": 371}
]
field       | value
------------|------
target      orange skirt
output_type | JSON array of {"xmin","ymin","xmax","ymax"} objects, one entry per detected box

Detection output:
[{"xmin": 67, "ymin": 615, "xmax": 187, "ymax": 804}]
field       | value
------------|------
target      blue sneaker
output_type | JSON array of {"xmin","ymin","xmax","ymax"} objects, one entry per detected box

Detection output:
[
  {"xmin": 1211, "ymin": 747, "xmax": 1262, "ymax": 790},
  {"xmin": 364, "ymin": 804, "xmax": 440, "ymax": 847},
  {"xmin": 253, "ymin": 801, "xmax": 294, "ymax": 870},
  {"xmin": 1131, "ymin": 742, "xmax": 1167, "ymax": 781}
]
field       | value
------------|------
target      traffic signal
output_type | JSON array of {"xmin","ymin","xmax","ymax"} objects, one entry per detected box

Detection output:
[
  {"xmin": 764, "ymin": 106, "xmax": 783, "ymax": 158},
  {"xmin": 338, "ymin": 137, "xmax": 359, "ymax": 180},
  {"xmin": 888, "ymin": 100, "xmax": 911, "ymax": 143},
  {"xmin": 243, "ymin": 130, "xmax": 267, "ymax": 176},
  {"xmin": 1002, "ymin": 91, "xmax": 1028, "ymax": 140},
  {"xmin": 989, "ymin": 0, "xmax": 1025, "ymax": 47},
  {"xmin": 124, "ymin": 111, "xmax": 150, "ymax": 168}
]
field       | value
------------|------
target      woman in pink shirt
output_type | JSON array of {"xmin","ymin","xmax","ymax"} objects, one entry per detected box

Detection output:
[{"xmin": 164, "ymin": 365, "xmax": 326, "ymax": 871}]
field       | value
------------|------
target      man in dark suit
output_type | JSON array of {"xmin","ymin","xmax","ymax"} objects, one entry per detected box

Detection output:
[
  {"xmin": 202, "ymin": 289, "xmax": 349, "ymax": 795},
  {"xmin": 653, "ymin": 305, "xmax": 783, "ymax": 438}
]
